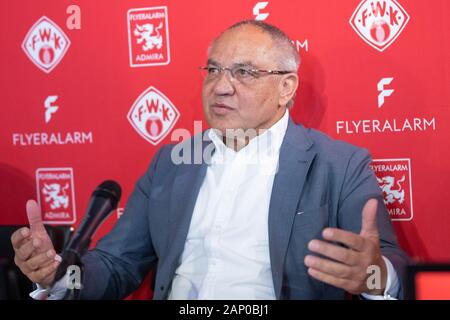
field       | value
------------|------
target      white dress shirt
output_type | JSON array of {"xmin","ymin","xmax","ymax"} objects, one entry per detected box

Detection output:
[
  {"xmin": 168, "ymin": 110, "xmax": 290, "ymax": 300},
  {"xmin": 31, "ymin": 110, "xmax": 400, "ymax": 300}
]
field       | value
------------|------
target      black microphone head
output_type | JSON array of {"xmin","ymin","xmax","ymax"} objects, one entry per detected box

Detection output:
[
  {"xmin": 54, "ymin": 180, "xmax": 122, "ymax": 285},
  {"xmin": 92, "ymin": 180, "xmax": 121, "ymax": 208}
]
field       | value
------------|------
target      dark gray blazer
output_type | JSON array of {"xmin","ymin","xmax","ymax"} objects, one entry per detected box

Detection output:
[{"xmin": 80, "ymin": 118, "xmax": 409, "ymax": 299}]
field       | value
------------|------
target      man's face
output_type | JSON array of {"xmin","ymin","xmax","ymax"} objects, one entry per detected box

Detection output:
[{"xmin": 202, "ymin": 26, "xmax": 288, "ymax": 134}]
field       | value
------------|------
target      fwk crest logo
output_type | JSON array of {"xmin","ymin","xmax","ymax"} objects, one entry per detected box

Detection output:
[
  {"xmin": 22, "ymin": 16, "xmax": 71, "ymax": 73},
  {"xmin": 128, "ymin": 86, "xmax": 180, "ymax": 145},
  {"xmin": 350, "ymin": 0, "xmax": 410, "ymax": 52}
]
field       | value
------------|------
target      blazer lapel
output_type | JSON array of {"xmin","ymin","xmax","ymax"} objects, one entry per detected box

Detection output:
[
  {"xmin": 269, "ymin": 119, "xmax": 317, "ymax": 299},
  {"xmin": 163, "ymin": 138, "xmax": 211, "ymax": 276}
]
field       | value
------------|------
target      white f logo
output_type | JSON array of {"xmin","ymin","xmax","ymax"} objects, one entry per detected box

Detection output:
[
  {"xmin": 253, "ymin": 2, "xmax": 269, "ymax": 21},
  {"xmin": 44, "ymin": 95, "xmax": 59, "ymax": 123},
  {"xmin": 377, "ymin": 77, "xmax": 394, "ymax": 108}
]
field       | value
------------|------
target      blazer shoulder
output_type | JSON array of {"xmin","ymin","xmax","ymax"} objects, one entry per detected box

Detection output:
[
  {"xmin": 149, "ymin": 142, "xmax": 177, "ymax": 172},
  {"xmin": 148, "ymin": 130, "xmax": 206, "ymax": 171},
  {"xmin": 304, "ymin": 126, "xmax": 371, "ymax": 163}
]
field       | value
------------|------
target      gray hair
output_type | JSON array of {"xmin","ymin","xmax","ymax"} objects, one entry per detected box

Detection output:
[{"xmin": 211, "ymin": 20, "xmax": 300, "ymax": 108}]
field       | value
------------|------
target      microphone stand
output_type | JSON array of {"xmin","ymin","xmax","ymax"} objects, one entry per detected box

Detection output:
[{"xmin": 51, "ymin": 180, "xmax": 121, "ymax": 300}]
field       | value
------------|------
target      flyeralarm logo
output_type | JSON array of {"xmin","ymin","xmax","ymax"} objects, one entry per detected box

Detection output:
[
  {"xmin": 370, "ymin": 158, "xmax": 413, "ymax": 221},
  {"xmin": 335, "ymin": 77, "xmax": 436, "ymax": 135},
  {"xmin": 127, "ymin": 7, "xmax": 170, "ymax": 67},
  {"xmin": 349, "ymin": 0, "xmax": 410, "ymax": 52},
  {"xmin": 128, "ymin": 86, "xmax": 180, "ymax": 145},
  {"xmin": 253, "ymin": 2, "xmax": 269, "ymax": 21},
  {"xmin": 22, "ymin": 16, "xmax": 71, "ymax": 73},
  {"xmin": 12, "ymin": 96, "xmax": 94, "ymax": 147}
]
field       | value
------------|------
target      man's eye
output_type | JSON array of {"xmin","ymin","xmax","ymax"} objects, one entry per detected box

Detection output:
[
  {"xmin": 235, "ymin": 68, "xmax": 254, "ymax": 78},
  {"xmin": 208, "ymin": 67, "xmax": 220, "ymax": 75}
]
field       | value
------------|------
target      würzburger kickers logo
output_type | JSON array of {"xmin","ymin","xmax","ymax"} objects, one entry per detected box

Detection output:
[
  {"xmin": 22, "ymin": 16, "xmax": 70, "ymax": 73},
  {"xmin": 127, "ymin": 86, "xmax": 180, "ymax": 145},
  {"xmin": 349, "ymin": 0, "xmax": 410, "ymax": 52}
]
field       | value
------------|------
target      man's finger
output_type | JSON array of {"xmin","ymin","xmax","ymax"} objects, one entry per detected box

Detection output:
[
  {"xmin": 11, "ymin": 227, "xmax": 31, "ymax": 250},
  {"xmin": 308, "ymin": 239, "xmax": 359, "ymax": 266},
  {"xmin": 322, "ymin": 228, "xmax": 365, "ymax": 251},
  {"xmin": 15, "ymin": 238, "xmax": 39, "ymax": 261},
  {"xmin": 304, "ymin": 255, "xmax": 357, "ymax": 280},
  {"xmin": 26, "ymin": 200, "xmax": 46, "ymax": 234},
  {"xmin": 307, "ymin": 267, "xmax": 362, "ymax": 294},
  {"xmin": 26, "ymin": 249, "xmax": 56, "ymax": 271},
  {"xmin": 29, "ymin": 260, "xmax": 60, "ymax": 284},
  {"xmin": 360, "ymin": 198, "xmax": 379, "ymax": 239},
  {"xmin": 18, "ymin": 252, "xmax": 55, "ymax": 275}
]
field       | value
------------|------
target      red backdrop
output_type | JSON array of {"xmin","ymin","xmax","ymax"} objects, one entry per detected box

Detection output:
[{"xmin": 1, "ymin": 0, "xmax": 449, "ymax": 298}]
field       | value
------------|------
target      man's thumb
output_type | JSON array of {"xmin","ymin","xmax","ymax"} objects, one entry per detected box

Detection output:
[
  {"xmin": 26, "ymin": 199, "xmax": 46, "ymax": 233},
  {"xmin": 360, "ymin": 198, "xmax": 379, "ymax": 238}
]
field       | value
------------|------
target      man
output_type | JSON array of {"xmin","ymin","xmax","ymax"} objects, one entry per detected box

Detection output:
[{"xmin": 11, "ymin": 20, "xmax": 409, "ymax": 299}]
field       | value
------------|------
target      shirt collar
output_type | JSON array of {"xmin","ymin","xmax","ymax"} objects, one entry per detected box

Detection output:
[{"xmin": 207, "ymin": 109, "xmax": 289, "ymax": 159}]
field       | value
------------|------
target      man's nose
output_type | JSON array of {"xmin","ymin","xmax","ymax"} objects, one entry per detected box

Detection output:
[{"xmin": 212, "ymin": 70, "xmax": 235, "ymax": 96}]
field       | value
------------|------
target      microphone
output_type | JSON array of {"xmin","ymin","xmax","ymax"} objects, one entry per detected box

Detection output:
[{"xmin": 53, "ymin": 180, "xmax": 122, "ymax": 287}]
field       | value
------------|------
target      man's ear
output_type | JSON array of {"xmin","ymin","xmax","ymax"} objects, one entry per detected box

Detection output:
[{"xmin": 278, "ymin": 73, "xmax": 299, "ymax": 107}]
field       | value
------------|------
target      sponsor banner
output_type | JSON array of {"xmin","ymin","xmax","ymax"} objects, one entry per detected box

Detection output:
[
  {"xmin": 350, "ymin": 0, "xmax": 410, "ymax": 52},
  {"xmin": 22, "ymin": 16, "xmax": 70, "ymax": 73},
  {"xmin": 370, "ymin": 158, "xmax": 413, "ymax": 221},
  {"xmin": 127, "ymin": 6, "xmax": 170, "ymax": 67},
  {"xmin": 128, "ymin": 86, "xmax": 180, "ymax": 145},
  {"xmin": 36, "ymin": 168, "xmax": 77, "ymax": 225}
]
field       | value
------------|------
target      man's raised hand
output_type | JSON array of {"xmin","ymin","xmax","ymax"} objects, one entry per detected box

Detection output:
[
  {"xmin": 11, "ymin": 200, "xmax": 60, "ymax": 288},
  {"xmin": 304, "ymin": 198, "xmax": 387, "ymax": 295}
]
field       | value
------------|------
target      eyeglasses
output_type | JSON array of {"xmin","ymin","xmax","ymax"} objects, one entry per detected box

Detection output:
[{"xmin": 199, "ymin": 65, "xmax": 293, "ymax": 84}]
